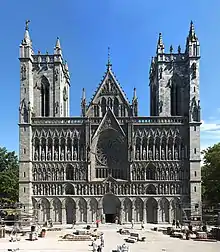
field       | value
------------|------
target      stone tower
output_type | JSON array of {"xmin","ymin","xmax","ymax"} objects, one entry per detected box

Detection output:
[
  {"xmin": 149, "ymin": 21, "xmax": 201, "ymax": 219},
  {"xmin": 19, "ymin": 21, "xmax": 70, "ymax": 212}
]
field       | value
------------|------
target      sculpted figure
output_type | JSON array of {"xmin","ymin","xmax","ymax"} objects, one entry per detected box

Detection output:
[
  {"xmin": 41, "ymin": 149, "xmax": 45, "ymax": 161},
  {"xmin": 155, "ymin": 148, "xmax": 159, "ymax": 160},
  {"xmin": 161, "ymin": 148, "xmax": 165, "ymax": 160},
  {"xmin": 148, "ymin": 149, "xmax": 153, "ymax": 160},
  {"xmin": 181, "ymin": 147, "xmax": 185, "ymax": 159},
  {"xmin": 67, "ymin": 149, "xmax": 72, "ymax": 160},
  {"xmin": 142, "ymin": 148, "xmax": 146, "ymax": 160},
  {"xmin": 136, "ymin": 149, "xmax": 140, "ymax": 160},
  {"xmin": 168, "ymin": 149, "xmax": 172, "ymax": 160},
  {"xmin": 174, "ymin": 149, "xmax": 179, "ymax": 160},
  {"xmin": 54, "ymin": 150, "xmax": 58, "ymax": 161},
  {"xmin": 47, "ymin": 149, "xmax": 51, "ymax": 161},
  {"xmin": 60, "ymin": 149, "xmax": 65, "ymax": 161},
  {"xmin": 73, "ymin": 149, "xmax": 77, "ymax": 160},
  {"xmin": 34, "ymin": 150, "xmax": 39, "ymax": 161}
]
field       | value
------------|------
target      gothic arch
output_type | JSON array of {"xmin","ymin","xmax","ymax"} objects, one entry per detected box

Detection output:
[
  {"xmin": 159, "ymin": 197, "xmax": 170, "ymax": 222},
  {"xmin": 113, "ymin": 97, "xmax": 119, "ymax": 116},
  {"xmin": 52, "ymin": 197, "xmax": 62, "ymax": 223},
  {"xmin": 146, "ymin": 163, "xmax": 156, "ymax": 180},
  {"xmin": 89, "ymin": 198, "xmax": 98, "ymax": 222},
  {"xmin": 123, "ymin": 198, "xmax": 132, "ymax": 222},
  {"xmin": 65, "ymin": 198, "xmax": 76, "ymax": 224},
  {"xmin": 146, "ymin": 184, "xmax": 156, "ymax": 194},
  {"xmin": 101, "ymin": 97, "xmax": 107, "ymax": 116},
  {"xmin": 171, "ymin": 198, "xmax": 182, "ymax": 223},
  {"xmin": 65, "ymin": 183, "xmax": 75, "ymax": 195},
  {"xmin": 135, "ymin": 197, "xmax": 143, "ymax": 222},
  {"xmin": 41, "ymin": 76, "xmax": 50, "ymax": 117},
  {"xmin": 146, "ymin": 198, "xmax": 158, "ymax": 223},
  {"xmin": 40, "ymin": 198, "xmax": 50, "ymax": 223},
  {"xmin": 78, "ymin": 197, "xmax": 87, "ymax": 222}
]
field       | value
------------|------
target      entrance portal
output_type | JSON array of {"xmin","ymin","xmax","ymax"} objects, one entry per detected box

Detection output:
[
  {"xmin": 103, "ymin": 194, "xmax": 121, "ymax": 223},
  {"xmin": 105, "ymin": 214, "xmax": 116, "ymax": 223}
]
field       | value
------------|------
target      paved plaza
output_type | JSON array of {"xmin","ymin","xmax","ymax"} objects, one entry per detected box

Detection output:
[{"xmin": 0, "ymin": 224, "xmax": 219, "ymax": 252}]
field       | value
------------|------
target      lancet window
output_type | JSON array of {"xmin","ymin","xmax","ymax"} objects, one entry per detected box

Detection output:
[
  {"xmin": 41, "ymin": 76, "xmax": 50, "ymax": 117},
  {"xmin": 113, "ymin": 97, "xmax": 119, "ymax": 116}
]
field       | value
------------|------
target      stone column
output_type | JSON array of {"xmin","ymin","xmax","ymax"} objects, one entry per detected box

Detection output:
[
  {"xmin": 143, "ymin": 204, "xmax": 146, "ymax": 223},
  {"xmin": 168, "ymin": 206, "xmax": 172, "ymax": 224},
  {"xmin": 65, "ymin": 139, "xmax": 67, "ymax": 160},
  {"xmin": 58, "ymin": 140, "xmax": 61, "ymax": 161},
  {"xmin": 52, "ymin": 139, "xmax": 54, "ymax": 161},
  {"xmin": 157, "ymin": 207, "xmax": 161, "ymax": 223},
  {"xmin": 39, "ymin": 143, "xmax": 42, "ymax": 161},
  {"xmin": 132, "ymin": 201, "xmax": 135, "ymax": 221}
]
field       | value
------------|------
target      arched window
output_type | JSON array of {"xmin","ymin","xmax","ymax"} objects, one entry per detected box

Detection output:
[
  {"xmin": 41, "ymin": 76, "xmax": 50, "ymax": 117},
  {"xmin": 113, "ymin": 98, "xmax": 119, "ymax": 116},
  {"xmin": 101, "ymin": 97, "xmax": 106, "ymax": 116}
]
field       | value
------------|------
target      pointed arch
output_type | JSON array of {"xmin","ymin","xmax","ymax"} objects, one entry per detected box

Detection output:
[
  {"xmin": 135, "ymin": 197, "xmax": 144, "ymax": 222},
  {"xmin": 123, "ymin": 198, "xmax": 132, "ymax": 222},
  {"xmin": 89, "ymin": 198, "xmax": 98, "ymax": 222},
  {"xmin": 113, "ymin": 97, "xmax": 119, "ymax": 116},
  {"xmin": 101, "ymin": 97, "xmax": 107, "ymax": 116},
  {"xmin": 146, "ymin": 198, "xmax": 158, "ymax": 223},
  {"xmin": 170, "ymin": 198, "xmax": 182, "ymax": 223},
  {"xmin": 65, "ymin": 198, "xmax": 76, "ymax": 224},
  {"xmin": 159, "ymin": 197, "xmax": 170, "ymax": 222},
  {"xmin": 41, "ymin": 76, "xmax": 50, "ymax": 117},
  {"xmin": 52, "ymin": 197, "xmax": 62, "ymax": 223},
  {"xmin": 78, "ymin": 197, "xmax": 87, "ymax": 222},
  {"xmin": 146, "ymin": 184, "xmax": 156, "ymax": 194},
  {"xmin": 146, "ymin": 163, "xmax": 156, "ymax": 180}
]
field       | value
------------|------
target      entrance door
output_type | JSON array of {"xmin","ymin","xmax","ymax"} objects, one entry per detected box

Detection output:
[{"xmin": 103, "ymin": 194, "xmax": 121, "ymax": 223}]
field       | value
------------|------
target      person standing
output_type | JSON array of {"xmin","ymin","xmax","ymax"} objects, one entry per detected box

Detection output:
[
  {"xmin": 100, "ymin": 233, "xmax": 104, "ymax": 247},
  {"xmin": 131, "ymin": 219, "xmax": 134, "ymax": 229}
]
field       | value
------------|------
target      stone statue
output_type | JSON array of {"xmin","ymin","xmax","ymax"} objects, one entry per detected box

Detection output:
[
  {"xmin": 142, "ymin": 148, "xmax": 146, "ymax": 160},
  {"xmin": 181, "ymin": 147, "xmax": 185, "ymax": 159},
  {"xmin": 47, "ymin": 149, "xmax": 51, "ymax": 161},
  {"xmin": 41, "ymin": 149, "xmax": 45, "ymax": 161},
  {"xmin": 60, "ymin": 149, "xmax": 65, "ymax": 161},
  {"xmin": 174, "ymin": 149, "xmax": 179, "ymax": 160},
  {"xmin": 148, "ymin": 149, "xmax": 153, "ymax": 160},
  {"xmin": 67, "ymin": 149, "xmax": 72, "ymax": 160},
  {"xmin": 161, "ymin": 148, "xmax": 165, "ymax": 160},
  {"xmin": 168, "ymin": 149, "xmax": 172, "ymax": 160},
  {"xmin": 155, "ymin": 148, "xmax": 159, "ymax": 160},
  {"xmin": 136, "ymin": 149, "xmax": 140, "ymax": 160},
  {"xmin": 54, "ymin": 150, "xmax": 59, "ymax": 161},
  {"xmin": 73, "ymin": 149, "xmax": 77, "ymax": 160},
  {"xmin": 34, "ymin": 150, "xmax": 39, "ymax": 161},
  {"xmin": 21, "ymin": 64, "xmax": 26, "ymax": 80}
]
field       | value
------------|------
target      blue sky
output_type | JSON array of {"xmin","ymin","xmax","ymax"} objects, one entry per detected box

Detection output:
[{"xmin": 0, "ymin": 0, "xmax": 220, "ymax": 153}]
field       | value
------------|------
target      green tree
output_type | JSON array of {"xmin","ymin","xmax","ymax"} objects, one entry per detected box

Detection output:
[
  {"xmin": 202, "ymin": 143, "xmax": 220, "ymax": 205},
  {"xmin": 0, "ymin": 147, "xmax": 19, "ymax": 203}
]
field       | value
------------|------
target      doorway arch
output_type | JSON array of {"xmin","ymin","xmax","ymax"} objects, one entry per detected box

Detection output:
[{"xmin": 102, "ymin": 194, "xmax": 121, "ymax": 223}]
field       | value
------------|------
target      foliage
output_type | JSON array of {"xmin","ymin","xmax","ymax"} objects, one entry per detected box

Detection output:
[
  {"xmin": 201, "ymin": 143, "xmax": 220, "ymax": 205},
  {"xmin": 0, "ymin": 147, "xmax": 19, "ymax": 203}
]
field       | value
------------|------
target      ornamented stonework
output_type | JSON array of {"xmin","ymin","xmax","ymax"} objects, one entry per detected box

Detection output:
[{"xmin": 19, "ymin": 21, "xmax": 202, "ymax": 225}]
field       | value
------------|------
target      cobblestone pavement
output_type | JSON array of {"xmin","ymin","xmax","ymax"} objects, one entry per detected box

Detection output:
[{"xmin": 0, "ymin": 224, "xmax": 219, "ymax": 252}]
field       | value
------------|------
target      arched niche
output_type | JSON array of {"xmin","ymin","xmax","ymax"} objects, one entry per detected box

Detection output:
[
  {"xmin": 146, "ymin": 184, "xmax": 156, "ymax": 195},
  {"xmin": 146, "ymin": 197, "xmax": 158, "ymax": 223},
  {"xmin": 102, "ymin": 194, "xmax": 121, "ymax": 223},
  {"xmin": 65, "ymin": 198, "xmax": 76, "ymax": 224}
]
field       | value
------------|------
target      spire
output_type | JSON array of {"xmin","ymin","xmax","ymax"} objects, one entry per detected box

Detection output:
[
  {"xmin": 188, "ymin": 20, "xmax": 197, "ymax": 42},
  {"xmin": 132, "ymin": 88, "xmax": 137, "ymax": 102},
  {"xmin": 82, "ymin": 88, "xmax": 86, "ymax": 101},
  {"xmin": 106, "ymin": 46, "xmax": 112, "ymax": 70},
  {"xmin": 157, "ymin": 33, "xmax": 165, "ymax": 54},
  {"xmin": 54, "ymin": 37, "xmax": 62, "ymax": 55},
  {"xmin": 22, "ymin": 20, "xmax": 31, "ymax": 46}
]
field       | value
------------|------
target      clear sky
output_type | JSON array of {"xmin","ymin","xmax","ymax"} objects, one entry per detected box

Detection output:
[{"xmin": 0, "ymin": 0, "xmax": 219, "ymax": 153}]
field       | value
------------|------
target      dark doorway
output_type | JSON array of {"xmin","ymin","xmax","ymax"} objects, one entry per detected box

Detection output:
[{"xmin": 105, "ymin": 214, "xmax": 116, "ymax": 223}]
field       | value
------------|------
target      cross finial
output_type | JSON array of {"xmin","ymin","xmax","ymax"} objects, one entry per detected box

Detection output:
[
  {"xmin": 25, "ymin": 20, "xmax": 30, "ymax": 31},
  {"xmin": 106, "ymin": 46, "xmax": 112, "ymax": 70}
]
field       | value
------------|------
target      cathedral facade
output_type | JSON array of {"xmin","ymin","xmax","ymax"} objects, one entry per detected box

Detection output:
[{"xmin": 19, "ymin": 21, "xmax": 202, "ymax": 224}]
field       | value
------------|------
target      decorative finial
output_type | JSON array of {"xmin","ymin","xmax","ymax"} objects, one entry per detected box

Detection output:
[
  {"xmin": 25, "ymin": 20, "xmax": 30, "ymax": 31},
  {"xmin": 82, "ymin": 88, "xmax": 86, "ymax": 101},
  {"xmin": 106, "ymin": 46, "xmax": 112, "ymax": 69},
  {"xmin": 133, "ymin": 88, "xmax": 137, "ymax": 101},
  {"xmin": 178, "ymin": 45, "xmax": 181, "ymax": 54},
  {"xmin": 170, "ymin": 45, "xmax": 173, "ymax": 53}
]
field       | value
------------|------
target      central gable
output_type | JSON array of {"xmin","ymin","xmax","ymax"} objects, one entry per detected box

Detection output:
[{"xmin": 86, "ymin": 67, "xmax": 131, "ymax": 118}]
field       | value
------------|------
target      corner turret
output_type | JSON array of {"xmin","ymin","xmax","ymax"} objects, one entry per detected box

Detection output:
[{"xmin": 185, "ymin": 21, "xmax": 200, "ymax": 57}]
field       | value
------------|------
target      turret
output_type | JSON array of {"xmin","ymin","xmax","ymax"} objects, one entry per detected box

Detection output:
[
  {"xmin": 185, "ymin": 21, "xmax": 200, "ymax": 58},
  {"xmin": 19, "ymin": 20, "xmax": 33, "ymax": 59},
  {"xmin": 157, "ymin": 33, "xmax": 165, "ymax": 54},
  {"xmin": 54, "ymin": 37, "xmax": 62, "ymax": 56},
  {"xmin": 132, "ymin": 88, "xmax": 138, "ymax": 116}
]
